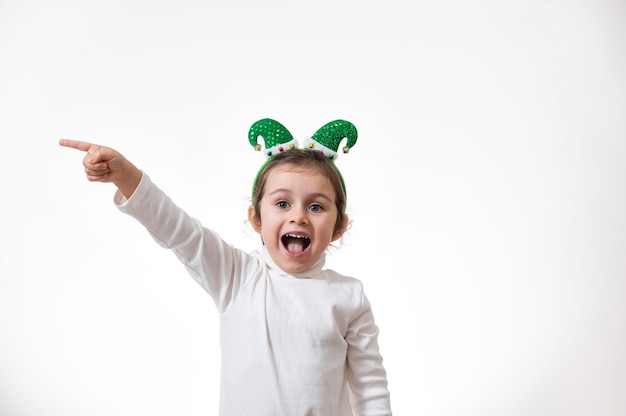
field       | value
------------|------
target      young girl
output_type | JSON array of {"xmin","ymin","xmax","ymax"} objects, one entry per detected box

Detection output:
[{"xmin": 59, "ymin": 119, "xmax": 392, "ymax": 416}]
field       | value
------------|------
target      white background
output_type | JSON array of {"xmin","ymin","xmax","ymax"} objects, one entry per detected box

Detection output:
[{"xmin": 1, "ymin": 0, "xmax": 625, "ymax": 415}]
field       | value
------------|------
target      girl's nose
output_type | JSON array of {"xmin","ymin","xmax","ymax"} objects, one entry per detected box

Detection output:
[{"xmin": 289, "ymin": 207, "xmax": 309, "ymax": 224}]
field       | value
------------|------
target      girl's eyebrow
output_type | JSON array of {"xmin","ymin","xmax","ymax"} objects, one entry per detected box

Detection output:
[
  {"xmin": 268, "ymin": 188, "xmax": 333, "ymax": 203},
  {"xmin": 267, "ymin": 188, "xmax": 291, "ymax": 197},
  {"xmin": 308, "ymin": 192, "xmax": 333, "ymax": 203}
]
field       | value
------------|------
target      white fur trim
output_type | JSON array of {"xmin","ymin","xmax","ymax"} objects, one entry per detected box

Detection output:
[
  {"xmin": 301, "ymin": 137, "xmax": 339, "ymax": 160},
  {"xmin": 263, "ymin": 139, "xmax": 299, "ymax": 158}
]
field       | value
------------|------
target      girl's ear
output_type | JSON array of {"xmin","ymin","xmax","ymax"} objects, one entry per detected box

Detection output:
[
  {"xmin": 331, "ymin": 215, "xmax": 349, "ymax": 242},
  {"xmin": 248, "ymin": 205, "xmax": 262, "ymax": 234}
]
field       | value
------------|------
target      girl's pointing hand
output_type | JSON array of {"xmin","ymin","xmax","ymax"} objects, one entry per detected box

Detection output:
[{"xmin": 59, "ymin": 139, "xmax": 142, "ymax": 199}]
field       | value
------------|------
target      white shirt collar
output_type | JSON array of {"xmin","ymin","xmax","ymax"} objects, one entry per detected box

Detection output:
[{"xmin": 261, "ymin": 246, "xmax": 326, "ymax": 279}]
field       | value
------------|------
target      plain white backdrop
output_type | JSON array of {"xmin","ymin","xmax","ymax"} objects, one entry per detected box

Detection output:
[{"xmin": 1, "ymin": 0, "xmax": 625, "ymax": 415}]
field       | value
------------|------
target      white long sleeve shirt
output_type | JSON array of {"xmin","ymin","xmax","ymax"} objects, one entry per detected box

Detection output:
[{"xmin": 115, "ymin": 173, "xmax": 391, "ymax": 416}]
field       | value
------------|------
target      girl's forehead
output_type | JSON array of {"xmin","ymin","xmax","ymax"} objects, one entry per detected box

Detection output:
[
  {"xmin": 265, "ymin": 165, "xmax": 333, "ymax": 190},
  {"xmin": 267, "ymin": 163, "xmax": 326, "ymax": 178}
]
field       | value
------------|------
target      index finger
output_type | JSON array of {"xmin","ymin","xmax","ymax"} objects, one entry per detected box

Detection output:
[{"xmin": 58, "ymin": 139, "xmax": 97, "ymax": 153}]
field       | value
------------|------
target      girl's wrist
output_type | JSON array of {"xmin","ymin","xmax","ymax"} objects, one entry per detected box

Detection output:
[{"xmin": 116, "ymin": 165, "xmax": 142, "ymax": 199}]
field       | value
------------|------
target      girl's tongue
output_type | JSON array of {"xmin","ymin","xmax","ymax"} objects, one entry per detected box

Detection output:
[{"xmin": 284, "ymin": 236, "xmax": 308, "ymax": 253}]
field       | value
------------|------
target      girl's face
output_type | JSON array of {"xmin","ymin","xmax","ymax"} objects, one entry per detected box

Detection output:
[{"xmin": 248, "ymin": 164, "xmax": 347, "ymax": 274}]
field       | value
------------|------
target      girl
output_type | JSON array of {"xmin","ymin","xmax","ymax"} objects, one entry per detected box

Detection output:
[{"xmin": 59, "ymin": 119, "xmax": 392, "ymax": 416}]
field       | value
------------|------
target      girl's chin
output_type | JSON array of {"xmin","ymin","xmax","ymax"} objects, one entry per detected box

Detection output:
[{"xmin": 276, "ymin": 255, "xmax": 315, "ymax": 273}]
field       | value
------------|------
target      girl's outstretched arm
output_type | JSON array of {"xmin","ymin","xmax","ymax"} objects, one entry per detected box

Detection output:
[{"xmin": 59, "ymin": 139, "xmax": 142, "ymax": 199}]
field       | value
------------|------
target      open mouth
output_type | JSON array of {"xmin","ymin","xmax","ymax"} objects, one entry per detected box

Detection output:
[{"xmin": 281, "ymin": 233, "xmax": 311, "ymax": 253}]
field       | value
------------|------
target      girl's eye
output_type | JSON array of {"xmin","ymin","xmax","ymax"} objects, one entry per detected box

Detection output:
[
  {"xmin": 276, "ymin": 200, "xmax": 290, "ymax": 209},
  {"xmin": 308, "ymin": 204, "xmax": 323, "ymax": 213}
]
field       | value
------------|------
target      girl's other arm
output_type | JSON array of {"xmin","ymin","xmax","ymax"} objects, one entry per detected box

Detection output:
[
  {"xmin": 59, "ymin": 139, "xmax": 142, "ymax": 199},
  {"xmin": 346, "ymin": 292, "xmax": 392, "ymax": 415}
]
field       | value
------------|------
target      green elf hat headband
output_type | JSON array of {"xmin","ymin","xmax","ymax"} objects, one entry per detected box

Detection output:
[{"xmin": 249, "ymin": 118, "xmax": 358, "ymax": 198}]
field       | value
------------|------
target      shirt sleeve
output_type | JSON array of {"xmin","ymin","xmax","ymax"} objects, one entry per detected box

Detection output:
[
  {"xmin": 114, "ymin": 172, "xmax": 259, "ymax": 312},
  {"xmin": 345, "ymin": 288, "xmax": 392, "ymax": 416}
]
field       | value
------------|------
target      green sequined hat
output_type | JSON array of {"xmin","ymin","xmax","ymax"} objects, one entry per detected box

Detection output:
[
  {"xmin": 248, "ymin": 118, "xmax": 298, "ymax": 157},
  {"xmin": 302, "ymin": 120, "xmax": 358, "ymax": 160},
  {"xmin": 249, "ymin": 118, "xmax": 358, "ymax": 197}
]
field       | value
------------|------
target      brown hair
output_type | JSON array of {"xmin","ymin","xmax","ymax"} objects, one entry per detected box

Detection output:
[{"xmin": 250, "ymin": 149, "xmax": 348, "ymax": 236}]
